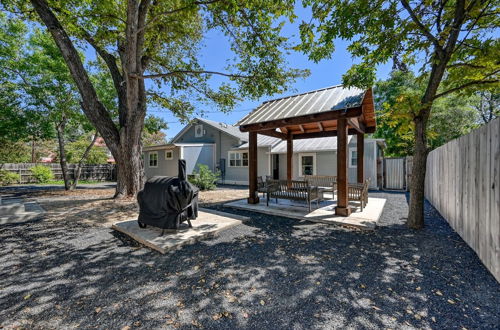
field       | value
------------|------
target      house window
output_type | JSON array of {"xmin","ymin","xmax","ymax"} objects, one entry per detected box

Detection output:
[
  {"xmin": 349, "ymin": 149, "xmax": 358, "ymax": 168},
  {"xmin": 165, "ymin": 150, "xmax": 173, "ymax": 160},
  {"xmin": 228, "ymin": 151, "xmax": 248, "ymax": 167},
  {"xmin": 195, "ymin": 124, "xmax": 204, "ymax": 137},
  {"xmin": 299, "ymin": 153, "xmax": 316, "ymax": 176},
  {"xmin": 149, "ymin": 152, "xmax": 158, "ymax": 167}
]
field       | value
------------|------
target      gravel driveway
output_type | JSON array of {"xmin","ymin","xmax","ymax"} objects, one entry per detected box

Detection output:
[{"xmin": 0, "ymin": 191, "xmax": 499, "ymax": 329}]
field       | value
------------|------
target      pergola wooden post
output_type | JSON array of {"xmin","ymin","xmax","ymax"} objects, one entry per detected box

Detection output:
[
  {"xmin": 357, "ymin": 133, "xmax": 364, "ymax": 183},
  {"xmin": 248, "ymin": 131, "xmax": 259, "ymax": 204},
  {"xmin": 335, "ymin": 118, "xmax": 351, "ymax": 216},
  {"xmin": 286, "ymin": 132, "xmax": 293, "ymax": 182}
]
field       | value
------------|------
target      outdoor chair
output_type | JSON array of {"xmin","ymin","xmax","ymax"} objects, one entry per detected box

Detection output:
[
  {"xmin": 266, "ymin": 179, "xmax": 320, "ymax": 212},
  {"xmin": 257, "ymin": 176, "xmax": 274, "ymax": 198},
  {"xmin": 348, "ymin": 179, "xmax": 370, "ymax": 211}
]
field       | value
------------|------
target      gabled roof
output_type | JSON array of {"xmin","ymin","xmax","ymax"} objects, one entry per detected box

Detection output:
[
  {"xmin": 237, "ymin": 85, "xmax": 367, "ymax": 127},
  {"xmin": 171, "ymin": 117, "xmax": 248, "ymax": 143}
]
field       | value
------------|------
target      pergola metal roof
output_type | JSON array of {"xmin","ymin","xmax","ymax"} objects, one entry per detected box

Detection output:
[
  {"xmin": 238, "ymin": 85, "xmax": 376, "ymax": 139},
  {"xmin": 238, "ymin": 85, "xmax": 366, "ymax": 126}
]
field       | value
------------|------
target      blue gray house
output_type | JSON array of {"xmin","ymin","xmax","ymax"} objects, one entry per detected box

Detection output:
[{"xmin": 143, "ymin": 118, "xmax": 386, "ymax": 188}]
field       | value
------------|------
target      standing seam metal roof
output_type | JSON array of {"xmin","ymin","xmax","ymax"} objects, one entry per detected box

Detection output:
[{"xmin": 237, "ymin": 85, "xmax": 366, "ymax": 126}]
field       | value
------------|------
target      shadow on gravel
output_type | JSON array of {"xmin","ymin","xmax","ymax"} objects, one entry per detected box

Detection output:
[{"xmin": 0, "ymin": 191, "xmax": 499, "ymax": 329}]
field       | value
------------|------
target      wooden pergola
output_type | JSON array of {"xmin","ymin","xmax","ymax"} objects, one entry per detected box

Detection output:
[{"xmin": 238, "ymin": 86, "xmax": 376, "ymax": 216}]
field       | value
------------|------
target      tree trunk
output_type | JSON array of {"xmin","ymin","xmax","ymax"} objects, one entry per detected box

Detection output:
[
  {"xmin": 30, "ymin": 0, "xmax": 148, "ymax": 198},
  {"xmin": 70, "ymin": 132, "xmax": 99, "ymax": 190},
  {"xmin": 31, "ymin": 138, "xmax": 36, "ymax": 163},
  {"xmin": 55, "ymin": 119, "xmax": 71, "ymax": 190},
  {"xmin": 407, "ymin": 115, "xmax": 428, "ymax": 229}
]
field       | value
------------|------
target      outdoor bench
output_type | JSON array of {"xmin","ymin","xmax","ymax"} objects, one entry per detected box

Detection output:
[
  {"xmin": 303, "ymin": 175, "xmax": 337, "ymax": 198},
  {"xmin": 266, "ymin": 179, "xmax": 320, "ymax": 212}
]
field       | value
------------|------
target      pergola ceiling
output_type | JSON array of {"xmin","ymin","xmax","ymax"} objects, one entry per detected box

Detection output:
[{"xmin": 238, "ymin": 86, "xmax": 376, "ymax": 139}]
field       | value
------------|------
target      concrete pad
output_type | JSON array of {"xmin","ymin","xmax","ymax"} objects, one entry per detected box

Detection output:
[
  {"xmin": 112, "ymin": 208, "xmax": 247, "ymax": 254},
  {"xmin": 224, "ymin": 197, "xmax": 386, "ymax": 230},
  {"xmin": 0, "ymin": 196, "xmax": 45, "ymax": 225}
]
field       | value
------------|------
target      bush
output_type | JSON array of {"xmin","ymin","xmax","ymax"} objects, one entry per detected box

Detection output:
[
  {"xmin": 189, "ymin": 164, "xmax": 219, "ymax": 191},
  {"xmin": 30, "ymin": 165, "xmax": 54, "ymax": 183},
  {"xmin": 0, "ymin": 169, "xmax": 20, "ymax": 186}
]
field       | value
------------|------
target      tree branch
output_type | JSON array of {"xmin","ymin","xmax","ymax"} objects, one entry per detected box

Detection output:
[
  {"xmin": 130, "ymin": 70, "xmax": 251, "ymax": 79},
  {"xmin": 137, "ymin": 0, "xmax": 222, "ymax": 33},
  {"xmin": 434, "ymin": 78, "xmax": 499, "ymax": 100},
  {"xmin": 400, "ymin": 0, "xmax": 443, "ymax": 53}
]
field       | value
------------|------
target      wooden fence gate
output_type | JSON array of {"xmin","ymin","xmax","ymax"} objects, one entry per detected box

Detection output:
[{"xmin": 383, "ymin": 157, "xmax": 412, "ymax": 190}]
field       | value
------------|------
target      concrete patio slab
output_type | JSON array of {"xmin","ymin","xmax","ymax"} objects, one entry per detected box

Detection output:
[
  {"xmin": 112, "ymin": 208, "xmax": 247, "ymax": 254},
  {"xmin": 0, "ymin": 197, "xmax": 45, "ymax": 225},
  {"xmin": 224, "ymin": 197, "xmax": 386, "ymax": 230}
]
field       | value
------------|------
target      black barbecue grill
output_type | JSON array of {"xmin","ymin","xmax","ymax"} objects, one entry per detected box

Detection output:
[{"xmin": 137, "ymin": 160, "xmax": 199, "ymax": 231}]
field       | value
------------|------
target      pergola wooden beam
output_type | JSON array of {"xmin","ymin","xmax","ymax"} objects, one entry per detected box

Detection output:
[
  {"xmin": 259, "ymin": 129, "xmax": 287, "ymax": 139},
  {"xmin": 335, "ymin": 118, "xmax": 351, "ymax": 216},
  {"xmin": 347, "ymin": 117, "xmax": 366, "ymax": 134},
  {"xmin": 292, "ymin": 126, "xmax": 375, "ymax": 140},
  {"xmin": 240, "ymin": 107, "xmax": 363, "ymax": 132},
  {"xmin": 357, "ymin": 133, "xmax": 364, "ymax": 183},
  {"xmin": 247, "ymin": 131, "xmax": 259, "ymax": 204}
]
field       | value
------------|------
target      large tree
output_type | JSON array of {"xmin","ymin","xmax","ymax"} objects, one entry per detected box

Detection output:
[
  {"xmin": 4, "ymin": 0, "xmax": 306, "ymax": 197},
  {"xmin": 374, "ymin": 70, "xmax": 478, "ymax": 157},
  {"xmin": 298, "ymin": 0, "xmax": 499, "ymax": 228}
]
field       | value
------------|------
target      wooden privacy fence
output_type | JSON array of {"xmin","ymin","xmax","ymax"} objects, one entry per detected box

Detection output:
[
  {"xmin": 425, "ymin": 118, "xmax": 499, "ymax": 282},
  {"xmin": 1, "ymin": 163, "xmax": 116, "ymax": 183}
]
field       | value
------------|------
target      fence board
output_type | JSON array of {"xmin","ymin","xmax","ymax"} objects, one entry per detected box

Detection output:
[
  {"xmin": 1, "ymin": 163, "xmax": 116, "ymax": 183},
  {"xmin": 425, "ymin": 118, "xmax": 500, "ymax": 282}
]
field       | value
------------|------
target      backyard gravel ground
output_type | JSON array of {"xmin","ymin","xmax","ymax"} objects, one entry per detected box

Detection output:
[{"xmin": 0, "ymin": 186, "xmax": 499, "ymax": 329}]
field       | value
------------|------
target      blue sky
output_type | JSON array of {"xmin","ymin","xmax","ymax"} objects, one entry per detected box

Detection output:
[{"xmin": 146, "ymin": 6, "xmax": 393, "ymax": 139}]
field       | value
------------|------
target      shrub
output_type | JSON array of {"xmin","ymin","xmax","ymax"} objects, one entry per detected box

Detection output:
[
  {"xmin": 30, "ymin": 165, "xmax": 54, "ymax": 183},
  {"xmin": 0, "ymin": 169, "xmax": 20, "ymax": 186},
  {"xmin": 189, "ymin": 164, "xmax": 219, "ymax": 191}
]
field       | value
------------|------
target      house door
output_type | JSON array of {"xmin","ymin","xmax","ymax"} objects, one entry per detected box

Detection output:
[{"xmin": 272, "ymin": 154, "xmax": 279, "ymax": 179}]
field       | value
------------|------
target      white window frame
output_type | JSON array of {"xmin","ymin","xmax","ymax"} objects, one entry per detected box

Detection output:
[
  {"xmin": 149, "ymin": 151, "xmax": 158, "ymax": 168},
  {"xmin": 298, "ymin": 153, "xmax": 316, "ymax": 176},
  {"xmin": 165, "ymin": 150, "xmax": 173, "ymax": 160},
  {"xmin": 228, "ymin": 151, "xmax": 249, "ymax": 167},
  {"xmin": 194, "ymin": 124, "xmax": 204, "ymax": 137},
  {"xmin": 349, "ymin": 148, "xmax": 358, "ymax": 168}
]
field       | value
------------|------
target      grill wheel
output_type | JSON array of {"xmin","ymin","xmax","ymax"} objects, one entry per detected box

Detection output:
[{"xmin": 138, "ymin": 221, "xmax": 147, "ymax": 228}]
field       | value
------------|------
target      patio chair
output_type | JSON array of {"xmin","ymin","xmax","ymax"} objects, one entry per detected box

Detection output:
[
  {"xmin": 257, "ymin": 176, "xmax": 275, "ymax": 198},
  {"xmin": 348, "ymin": 179, "xmax": 370, "ymax": 211}
]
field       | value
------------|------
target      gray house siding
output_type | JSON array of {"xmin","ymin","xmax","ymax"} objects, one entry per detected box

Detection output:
[
  {"xmin": 224, "ymin": 146, "xmax": 270, "ymax": 184},
  {"xmin": 182, "ymin": 145, "xmax": 215, "ymax": 174},
  {"xmin": 271, "ymin": 140, "xmax": 380, "ymax": 188},
  {"xmin": 348, "ymin": 139, "xmax": 378, "ymax": 188},
  {"xmin": 144, "ymin": 148, "xmax": 180, "ymax": 178}
]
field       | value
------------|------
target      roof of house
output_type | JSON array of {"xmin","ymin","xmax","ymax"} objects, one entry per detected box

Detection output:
[
  {"xmin": 236, "ymin": 135, "xmax": 353, "ymax": 153},
  {"xmin": 171, "ymin": 117, "xmax": 248, "ymax": 143},
  {"xmin": 236, "ymin": 85, "xmax": 367, "ymax": 126}
]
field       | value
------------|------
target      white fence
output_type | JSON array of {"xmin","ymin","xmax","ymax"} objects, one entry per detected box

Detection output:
[{"xmin": 425, "ymin": 118, "xmax": 499, "ymax": 282}]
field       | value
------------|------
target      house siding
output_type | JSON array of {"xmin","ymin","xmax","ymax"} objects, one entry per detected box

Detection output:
[
  {"xmin": 144, "ymin": 148, "xmax": 180, "ymax": 178},
  {"xmin": 224, "ymin": 146, "xmax": 270, "ymax": 184}
]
